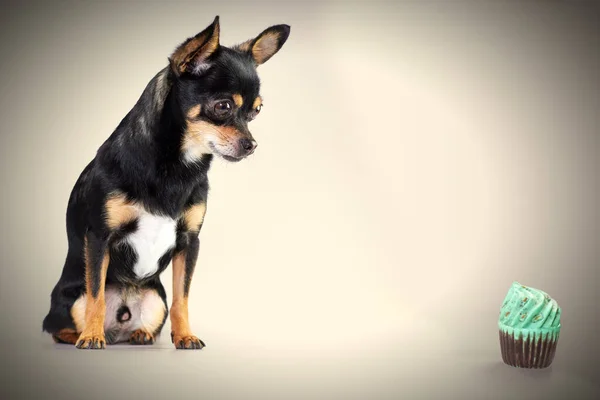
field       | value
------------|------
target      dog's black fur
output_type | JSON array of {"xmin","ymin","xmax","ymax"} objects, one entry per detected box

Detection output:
[{"xmin": 42, "ymin": 16, "xmax": 290, "ymax": 349}]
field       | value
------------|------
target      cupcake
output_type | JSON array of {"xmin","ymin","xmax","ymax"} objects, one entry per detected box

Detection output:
[{"xmin": 498, "ymin": 282, "xmax": 561, "ymax": 368}]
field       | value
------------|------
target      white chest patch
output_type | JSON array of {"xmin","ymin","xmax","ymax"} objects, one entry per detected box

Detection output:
[{"xmin": 128, "ymin": 210, "xmax": 177, "ymax": 279}]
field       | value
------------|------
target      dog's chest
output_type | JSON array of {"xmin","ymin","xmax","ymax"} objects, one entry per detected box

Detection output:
[{"xmin": 127, "ymin": 210, "xmax": 177, "ymax": 279}]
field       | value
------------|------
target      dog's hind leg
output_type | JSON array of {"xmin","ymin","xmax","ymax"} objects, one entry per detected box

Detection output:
[
  {"xmin": 128, "ymin": 284, "xmax": 168, "ymax": 345},
  {"xmin": 42, "ymin": 285, "xmax": 81, "ymax": 341},
  {"xmin": 52, "ymin": 329, "xmax": 79, "ymax": 344},
  {"xmin": 42, "ymin": 256, "xmax": 85, "ymax": 343},
  {"xmin": 71, "ymin": 283, "xmax": 168, "ymax": 345}
]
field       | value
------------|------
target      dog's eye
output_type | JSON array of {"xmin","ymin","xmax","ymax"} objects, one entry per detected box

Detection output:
[
  {"xmin": 248, "ymin": 104, "xmax": 262, "ymax": 121},
  {"xmin": 214, "ymin": 101, "xmax": 233, "ymax": 117}
]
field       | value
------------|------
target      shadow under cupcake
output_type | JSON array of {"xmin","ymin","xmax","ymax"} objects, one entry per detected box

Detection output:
[{"xmin": 498, "ymin": 282, "xmax": 561, "ymax": 369}]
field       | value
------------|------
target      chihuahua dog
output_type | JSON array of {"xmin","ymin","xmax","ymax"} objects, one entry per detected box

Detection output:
[{"xmin": 42, "ymin": 16, "xmax": 290, "ymax": 349}]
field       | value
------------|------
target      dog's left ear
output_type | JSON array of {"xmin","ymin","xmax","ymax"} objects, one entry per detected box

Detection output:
[
  {"xmin": 234, "ymin": 24, "xmax": 291, "ymax": 66},
  {"xmin": 169, "ymin": 16, "xmax": 220, "ymax": 76}
]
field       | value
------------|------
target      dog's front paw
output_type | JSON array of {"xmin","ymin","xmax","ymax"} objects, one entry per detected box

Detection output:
[
  {"xmin": 129, "ymin": 329, "xmax": 155, "ymax": 345},
  {"xmin": 171, "ymin": 332, "xmax": 205, "ymax": 350},
  {"xmin": 75, "ymin": 333, "xmax": 106, "ymax": 349}
]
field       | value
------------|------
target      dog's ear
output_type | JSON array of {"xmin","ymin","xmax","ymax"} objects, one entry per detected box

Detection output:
[
  {"xmin": 234, "ymin": 24, "xmax": 290, "ymax": 66},
  {"xmin": 169, "ymin": 16, "xmax": 220, "ymax": 76}
]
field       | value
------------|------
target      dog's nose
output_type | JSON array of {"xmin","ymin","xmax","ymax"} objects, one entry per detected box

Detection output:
[{"xmin": 239, "ymin": 138, "xmax": 257, "ymax": 153}]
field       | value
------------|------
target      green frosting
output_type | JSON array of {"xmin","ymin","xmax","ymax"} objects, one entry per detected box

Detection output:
[{"xmin": 498, "ymin": 282, "xmax": 561, "ymax": 342}]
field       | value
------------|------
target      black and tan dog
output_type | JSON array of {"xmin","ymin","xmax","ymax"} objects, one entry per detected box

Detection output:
[{"xmin": 42, "ymin": 16, "xmax": 290, "ymax": 350}]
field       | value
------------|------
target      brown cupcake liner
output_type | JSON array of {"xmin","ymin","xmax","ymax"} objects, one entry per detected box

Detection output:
[{"xmin": 499, "ymin": 330, "xmax": 559, "ymax": 369}]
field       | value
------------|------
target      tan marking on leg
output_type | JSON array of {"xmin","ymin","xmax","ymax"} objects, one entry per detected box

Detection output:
[
  {"xmin": 128, "ymin": 289, "xmax": 166, "ymax": 345},
  {"xmin": 129, "ymin": 329, "xmax": 155, "ymax": 345},
  {"xmin": 183, "ymin": 203, "xmax": 207, "ymax": 232},
  {"xmin": 71, "ymin": 295, "xmax": 86, "ymax": 332},
  {"xmin": 232, "ymin": 94, "xmax": 244, "ymax": 108},
  {"xmin": 139, "ymin": 289, "xmax": 167, "ymax": 334},
  {"xmin": 72, "ymin": 286, "xmax": 123, "ymax": 334},
  {"xmin": 170, "ymin": 252, "xmax": 191, "ymax": 336},
  {"xmin": 170, "ymin": 252, "xmax": 204, "ymax": 349},
  {"xmin": 105, "ymin": 193, "xmax": 138, "ymax": 230},
  {"xmin": 76, "ymin": 239, "xmax": 109, "ymax": 349},
  {"xmin": 52, "ymin": 329, "xmax": 79, "ymax": 344}
]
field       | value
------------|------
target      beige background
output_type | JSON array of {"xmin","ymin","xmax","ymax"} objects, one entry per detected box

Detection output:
[{"xmin": 0, "ymin": 1, "xmax": 599, "ymax": 399}]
